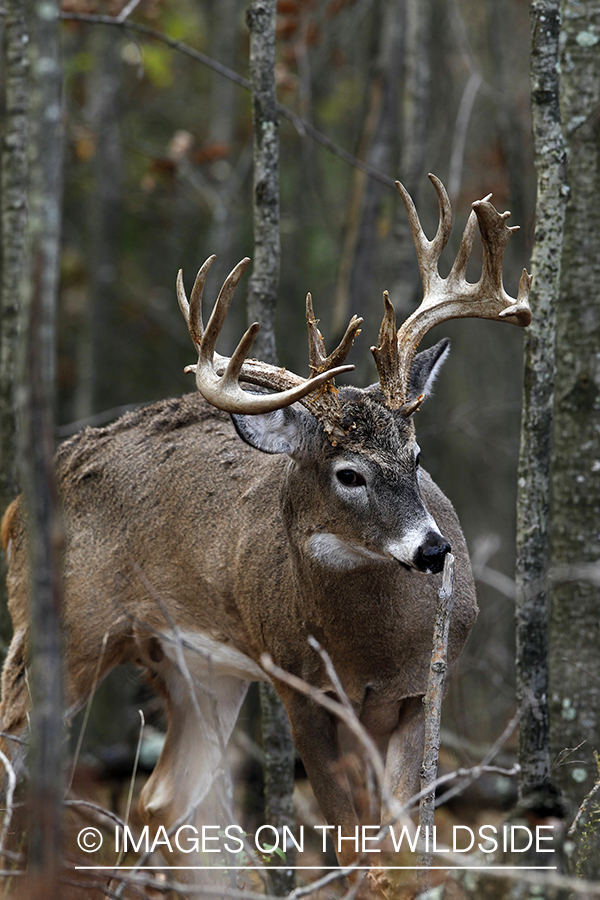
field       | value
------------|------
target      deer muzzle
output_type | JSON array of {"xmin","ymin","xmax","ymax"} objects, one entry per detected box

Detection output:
[{"xmin": 414, "ymin": 531, "xmax": 451, "ymax": 574}]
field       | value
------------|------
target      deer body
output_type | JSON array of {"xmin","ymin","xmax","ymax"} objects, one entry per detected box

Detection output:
[
  {"xmin": 0, "ymin": 176, "xmax": 531, "ymax": 872},
  {"xmin": 1, "ymin": 388, "xmax": 476, "ymax": 857}
]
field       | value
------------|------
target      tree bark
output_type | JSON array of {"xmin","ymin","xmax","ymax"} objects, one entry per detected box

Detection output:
[
  {"xmin": 245, "ymin": 0, "xmax": 280, "ymax": 366},
  {"xmin": 18, "ymin": 0, "xmax": 65, "ymax": 893},
  {"xmin": 548, "ymin": 0, "xmax": 600, "ymax": 879},
  {"xmin": 0, "ymin": 0, "xmax": 28, "ymax": 653},
  {"xmin": 515, "ymin": 0, "xmax": 566, "ymax": 800},
  {"xmin": 392, "ymin": 0, "xmax": 433, "ymax": 316},
  {"xmin": 245, "ymin": 2, "xmax": 295, "ymax": 894}
]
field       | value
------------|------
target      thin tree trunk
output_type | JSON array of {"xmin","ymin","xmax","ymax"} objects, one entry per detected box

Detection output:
[
  {"xmin": 245, "ymin": 2, "xmax": 295, "ymax": 894},
  {"xmin": 548, "ymin": 0, "xmax": 600, "ymax": 879},
  {"xmin": 76, "ymin": 24, "xmax": 123, "ymax": 419},
  {"xmin": 0, "ymin": 0, "xmax": 28, "ymax": 654},
  {"xmin": 245, "ymin": 0, "xmax": 280, "ymax": 367},
  {"xmin": 486, "ymin": 0, "xmax": 529, "ymax": 232},
  {"xmin": 515, "ymin": 0, "xmax": 566, "ymax": 800},
  {"xmin": 206, "ymin": 0, "xmax": 247, "ymax": 324},
  {"xmin": 333, "ymin": 0, "xmax": 404, "ymax": 358},
  {"xmin": 18, "ymin": 1, "xmax": 65, "ymax": 894},
  {"xmin": 392, "ymin": 0, "xmax": 433, "ymax": 316}
]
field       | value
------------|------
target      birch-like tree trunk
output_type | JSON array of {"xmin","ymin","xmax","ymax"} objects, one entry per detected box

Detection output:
[
  {"xmin": 18, "ymin": 0, "xmax": 65, "ymax": 893},
  {"xmin": 245, "ymin": 2, "xmax": 295, "ymax": 894},
  {"xmin": 515, "ymin": 0, "xmax": 566, "ymax": 800},
  {"xmin": 0, "ymin": 0, "xmax": 28, "ymax": 653},
  {"xmin": 548, "ymin": 0, "xmax": 600, "ymax": 879}
]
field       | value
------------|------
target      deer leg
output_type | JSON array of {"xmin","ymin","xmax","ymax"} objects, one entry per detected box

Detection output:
[
  {"xmin": 0, "ymin": 627, "xmax": 30, "ymax": 772},
  {"xmin": 381, "ymin": 696, "xmax": 425, "ymax": 824},
  {"xmin": 283, "ymin": 690, "xmax": 361, "ymax": 868},
  {"xmin": 139, "ymin": 651, "xmax": 248, "ymax": 875}
]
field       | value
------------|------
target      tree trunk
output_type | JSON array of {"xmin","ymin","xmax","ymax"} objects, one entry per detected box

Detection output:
[
  {"xmin": 0, "ymin": 0, "xmax": 28, "ymax": 654},
  {"xmin": 246, "ymin": 0, "xmax": 280, "ymax": 367},
  {"xmin": 392, "ymin": 0, "xmax": 433, "ymax": 317},
  {"xmin": 333, "ymin": 0, "xmax": 404, "ymax": 371},
  {"xmin": 245, "ymin": 2, "xmax": 296, "ymax": 894},
  {"xmin": 18, "ymin": 0, "xmax": 65, "ymax": 894},
  {"xmin": 75, "ymin": 24, "xmax": 123, "ymax": 419},
  {"xmin": 548, "ymin": 0, "xmax": 600, "ymax": 879},
  {"xmin": 515, "ymin": 0, "xmax": 566, "ymax": 800}
]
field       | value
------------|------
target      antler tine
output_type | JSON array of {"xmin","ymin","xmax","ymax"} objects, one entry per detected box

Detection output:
[
  {"xmin": 395, "ymin": 174, "xmax": 452, "ymax": 292},
  {"xmin": 306, "ymin": 293, "xmax": 363, "ymax": 376},
  {"xmin": 221, "ymin": 322, "xmax": 261, "ymax": 388},
  {"xmin": 370, "ymin": 291, "xmax": 399, "ymax": 401},
  {"xmin": 374, "ymin": 176, "xmax": 532, "ymax": 412},
  {"xmin": 306, "ymin": 293, "xmax": 328, "ymax": 372},
  {"xmin": 176, "ymin": 270, "xmax": 190, "ymax": 327},
  {"xmin": 179, "ymin": 255, "xmax": 217, "ymax": 350},
  {"xmin": 200, "ymin": 258, "xmax": 251, "ymax": 364},
  {"xmin": 178, "ymin": 257, "xmax": 356, "ymax": 429},
  {"xmin": 449, "ymin": 209, "xmax": 477, "ymax": 282}
]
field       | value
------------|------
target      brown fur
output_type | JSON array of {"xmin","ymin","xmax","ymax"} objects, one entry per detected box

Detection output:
[
  {"xmin": 0, "ymin": 389, "xmax": 477, "ymax": 875},
  {"xmin": 1, "ymin": 498, "xmax": 20, "ymax": 554}
]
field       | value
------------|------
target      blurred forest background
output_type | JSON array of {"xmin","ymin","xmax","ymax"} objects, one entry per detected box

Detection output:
[
  {"xmin": 5, "ymin": 0, "xmax": 600, "ymax": 895},
  {"xmin": 47, "ymin": 0, "xmax": 533, "ymax": 754},
  {"xmin": 3, "ymin": 0, "xmax": 532, "ymax": 824}
]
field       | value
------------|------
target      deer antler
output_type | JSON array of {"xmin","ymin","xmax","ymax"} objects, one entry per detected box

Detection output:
[
  {"xmin": 177, "ymin": 256, "xmax": 363, "ymax": 437},
  {"xmin": 371, "ymin": 174, "xmax": 532, "ymax": 412}
]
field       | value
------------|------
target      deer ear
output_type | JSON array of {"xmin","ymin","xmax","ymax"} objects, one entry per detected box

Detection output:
[
  {"xmin": 231, "ymin": 404, "xmax": 316, "ymax": 456},
  {"xmin": 408, "ymin": 338, "xmax": 450, "ymax": 400}
]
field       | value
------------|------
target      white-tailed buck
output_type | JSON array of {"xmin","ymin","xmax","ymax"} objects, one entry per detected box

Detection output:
[{"xmin": 0, "ymin": 176, "xmax": 530, "ymax": 871}]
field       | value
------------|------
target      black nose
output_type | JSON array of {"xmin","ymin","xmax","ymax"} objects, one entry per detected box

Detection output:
[{"xmin": 415, "ymin": 532, "xmax": 451, "ymax": 574}]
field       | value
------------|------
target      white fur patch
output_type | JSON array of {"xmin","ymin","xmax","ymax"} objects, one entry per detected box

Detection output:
[
  {"xmin": 423, "ymin": 342, "xmax": 450, "ymax": 394},
  {"xmin": 385, "ymin": 516, "xmax": 440, "ymax": 566},
  {"xmin": 161, "ymin": 630, "xmax": 269, "ymax": 682},
  {"xmin": 306, "ymin": 533, "xmax": 388, "ymax": 570}
]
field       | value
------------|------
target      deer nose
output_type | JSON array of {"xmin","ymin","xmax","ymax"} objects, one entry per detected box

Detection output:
[{"xmin": 415, "ymin": 532, "xmax": 451, "ymax": 574}]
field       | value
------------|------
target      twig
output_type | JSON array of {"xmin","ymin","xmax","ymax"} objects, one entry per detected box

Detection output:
[
  {"xmin": 435, "ymin": 708, "xmax": 522, "ymax": 808},
  {"xmin": 66, "ymin": 630, "xmax": 110, "ymax": 793},
  {"xmin": 115, "ymin": 709, "xmax": 145, "ymax": 869},
  {"xmin": 260, "ymin": 653, "xmax": 387, "ymax": 798},
  {"xmin": 64, "ymin": 798, "xmax": 127, "ymax": 832},
  {"xmin": 0, "ymin": 732, "xmax": 26, "ymax": 747},
  {"xmin": 115, "ymin": 571, "xmax": 267, "ymax": 893},
  {"xmin": 568, "ymin": 768, "xmax": 600, "ymax": 837},
  {"xmin": 116, "ymin": 0, "xmax": 142, "ymax": 23},
  {"xmin": 59, "ymin": 11, "xmax": 396, "ymax": 188},
  {"xmin": 0, "ymin": 750, "xmax": 16, "ymax": 867},
  {"xmin": 448, "ymin": 71, "xmax": 482, "ymax": 202},
  {"xmin": 417, "ymin": 553, "xmax": 455, "ymax": 883},
  {"xmin": 308, "ymin": 636, "xmax": 378, "ymax": 821}
]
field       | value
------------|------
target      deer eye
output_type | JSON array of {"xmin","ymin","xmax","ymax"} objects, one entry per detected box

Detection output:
[{"xmin": 336, "ymin": 469, "xmax": 366, "ymax": 487}]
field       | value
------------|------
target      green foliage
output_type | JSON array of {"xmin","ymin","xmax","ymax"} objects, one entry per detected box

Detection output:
[{"xmin": 140, "ymin": 44, "xmax": 174, "ymax": 88}]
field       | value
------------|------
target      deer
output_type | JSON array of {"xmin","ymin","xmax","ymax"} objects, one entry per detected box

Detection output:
[{"xmin": 0, "ymin": 175, "xmax": 531, "ymax": 875}]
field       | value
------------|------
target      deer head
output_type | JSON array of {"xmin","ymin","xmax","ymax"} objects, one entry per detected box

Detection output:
[{"xmin": 176, "ymin": 176, "xmax": 531, "ymax": 575}]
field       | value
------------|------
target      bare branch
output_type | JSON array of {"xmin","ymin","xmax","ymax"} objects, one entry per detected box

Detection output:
[
  {"xmin": 115, "ymin": 0, "xmax": 142, "ymax": 23},
  {"xmin": 59, "ymin": 11, "xmax": 396, "ymax": 188},
  {"xmin": 418, "ymin": 554, "xmax": 455, "ymax": 881},
  {"xmin": 569, "ymin": 766, "xmax": 600, "ymax": 838},
  {"xmin": 0, "ymin": 749, "xmax": 16, "ymax": 867}
]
